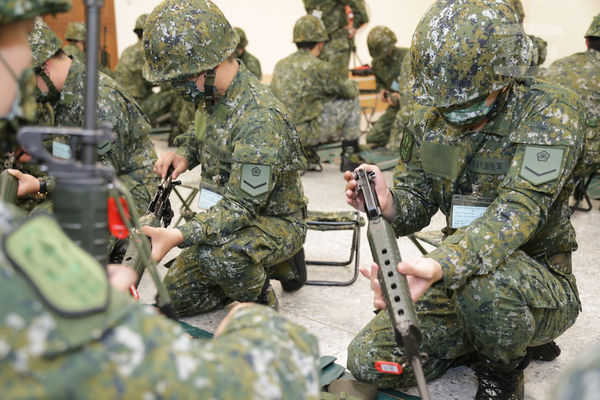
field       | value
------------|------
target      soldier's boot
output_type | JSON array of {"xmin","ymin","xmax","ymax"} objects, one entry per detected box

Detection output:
[
  {"xmin": 527, "ymin": 341, "xmax": 561, "ymax": 361},
  {"xmin": 474, "ymin": 356, "xmax": 529, "ymax": 400},
  {"xmin": 340, "ymin": 139, "xmax": 362, "ymax": 172},
  {"xmin": 256, "ymin": 280, "xmax": 279, "ymax": 312},
  {"xmin": 304, "ymin": 146, "xmax": 323, "ymax": 172},
  {"xmin": 269, "ymin": 248, "xmax": 307, "ymax": 292}
]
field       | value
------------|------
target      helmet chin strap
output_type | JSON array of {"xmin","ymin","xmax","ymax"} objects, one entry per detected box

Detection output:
[{"xmin": 203, "ymin": 68, "xmax": 217, "ymax": 112}]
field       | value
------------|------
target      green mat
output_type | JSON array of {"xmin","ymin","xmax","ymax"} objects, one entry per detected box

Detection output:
[
  {"xmin": 317, "ymin": 143, "xmax": 343, "ymax": 164},
  {"xmin": 588, "ymin": 174, "xmax": 600, "ymax": 199},
  {"xmin": 359, "ymin": 148, "xmax": 399, "ymax": 171},
  {"xmin": 179, "ymin": 320, "xmax": 214, "ymax": 341}
]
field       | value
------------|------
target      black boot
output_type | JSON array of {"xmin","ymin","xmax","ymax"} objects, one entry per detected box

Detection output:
[
  {"xmin": 527, "ymin": 341, "xmax": 561, "ymax": 361},
  {"xmin": 269, "ymin": 248, "xmax": 307, "ymax": 292},
  {"xmin": 340, "ymin": 139, "xmax": 361, "ymax": 172},
  {"xmin": 303, "ymin": 146, "xmax": 322, "ymax": 172},
  {"xmin": 474, "ymin": 356, "xmax": 529, "ymax": 400},
  {"xmin": 256, "ymin": 280, "xmax": 279, "ymax": 311}
]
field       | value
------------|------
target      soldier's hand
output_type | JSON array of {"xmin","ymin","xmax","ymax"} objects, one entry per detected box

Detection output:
[
  {"xmin": 154, "ymin": 151, "xmax": 188, "ymax": 179},
  {"xmin": 141, "ymin": 225, "xmax": 184, "ymax": 263},
  {"xmin": 360, "ymin": 263, "xmax": 386, "ymax": 310},
  {"xmin": 397, "ymin": 257, "xmax": 443, "ymax": 301},
  {"xmin": 107, "ymin": 264, "xmax": 137, "ymax": 292},
  {"xmin": 7, "ymin": 169, "xmax": 40, "ymax": 196},
  {"xmin": 344, "ymin": 164, "xmax": 395, "ymax": 220}
]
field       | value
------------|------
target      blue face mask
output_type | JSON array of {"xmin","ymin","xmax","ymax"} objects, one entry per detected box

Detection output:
[
  {"xmin": 442, "ymin": 97, "xmax": 496, "ymax": 127},
  {"xmin": 172, "ymin": 79, "xmax": 204, "ymax": 106}
]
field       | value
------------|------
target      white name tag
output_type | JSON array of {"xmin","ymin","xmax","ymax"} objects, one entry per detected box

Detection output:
[
  {"xmin": 451, "ymin": 205, "xmax": 488, "ymax": 229},
  {"xmin": 198, "ymin": 188, "xmax": 223, "ymax": 210},
  {"xmin": 52, "ymin": 141, "xmax": 71, "ymax": 159}
]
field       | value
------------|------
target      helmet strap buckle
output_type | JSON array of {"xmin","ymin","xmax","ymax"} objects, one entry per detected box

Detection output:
[{"xmin": 203, "ymin": 68, "xmax": 217, "ymax": 112}]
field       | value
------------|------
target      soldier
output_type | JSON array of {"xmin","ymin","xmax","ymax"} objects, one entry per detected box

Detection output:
[
  {"xmin": 271, "ymin": 15, "xmax": 361, "ymax": 172},
  {"xmin": 1, "ymin": 3, "xmax": 321, "ymax": 398},
  {"xmin": 63, "ymin": 21, "xmax": 85, "ymax": 62},
  {"xmin": 365, "ymin": 26, "xmax": 408, "ymax": 149},
  {"xmin": 303, "ymin": 0, "xmax": 369, "ymax": 80},
  {"xmin": 114, "ymin": 14, "xmax": 153, "ymax": 104},
  {"xmin": 141, "ymin": 0, "xmax": 308, "ymax": 316},
  {"xmin": 344, "ymin": 1, "xmax": 583, "ymax": 398},
  {"xmin": 19, "ymin": 19, "xmax": 159, "ymax": 216},
  {"xmin": 544, "ymin": 13, "xmax": 600, "ymax": 199},
  {"xmin": 234, "ymin": 27, "xmax": 262, "ymax": 81}
]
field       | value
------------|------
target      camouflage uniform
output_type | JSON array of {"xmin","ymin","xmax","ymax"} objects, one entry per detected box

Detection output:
[
  {"xmin": 543, "ymin": 14, "xmax": 600, "ymax": 180},
  {"xmin": 63, "ymin": 21, "xmax": 85, "ymax": 63},
  {"xmin": 365, "ymin": 26, "xmax": 408, "ymax": 148},
  {"xmin": 114, "ymin": 14, "xmax": 153, "ymax": 103},
  {"xmin": 234, "ymin": 27, "xmax": 262, "ymax": 81},
  {"xmin": 271, "ymin": 15, "xmax": 360, "ymax": 148},
  {"xmin": 143, "ymin": 0, "xmax": 308, "ymax": 316},
  {"xmin": 303, "ymin": 0, "xmax": 369, "ymax": 80},
  {"xmin": 0, "ymin": 204, "xmax": 321, "ymax": 399},
  {"xmin": 348, "ymin": 1, "xmax": 583, "ymax": 397},
  {"xmin": 29, "ymin": 20, "xmax": 159, "ymax": 214},
  {"xmin": 387, "ymin": 51, "xmax": 414, "ymax": 152}
]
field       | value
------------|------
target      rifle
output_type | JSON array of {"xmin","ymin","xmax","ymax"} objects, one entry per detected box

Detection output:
[
  {"xmin": 100, "ymin": 26, "xmax": 110, "ymax": 69},
  {"xmin": 354, "ymin": 168, "xmax": 431, "ymax": 400},
  {"xmin": 122, "ymin": 166, "xmax": 180, "ymax": 286},
  {"xmin": 0, "ymin": 153, "xmax": 18, "ymax": 204}
]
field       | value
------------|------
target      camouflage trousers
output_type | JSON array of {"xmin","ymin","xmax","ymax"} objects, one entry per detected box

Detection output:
[
  {"xmin": 366, "ymin": 104, "xmax": 399, "ymax": 148},
  {"xmin": 164, "ymin": 217, "xmax": 306, "ymax": 317},
  {"xmin": 347, "ymin": 250, "xmax": 580, "ymax": 388},
  {"xmin": 319, "ymin": 31, "xmax": 352, "ymax": 81},
  {"xmin": 303, "ymin": 98, "xmax": 361, "ymax": 147}
]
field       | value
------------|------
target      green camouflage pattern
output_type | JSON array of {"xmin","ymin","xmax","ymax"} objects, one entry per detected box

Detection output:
[
  {"xmin": 348, "ymin": 78, "xmax": 584, "ymax": 388},
  {"xmin": 46, "ymin": 59, "xmax": 159, "ymax": 213},
  {"xmin": 234, "ymin": 26, "xmax": 248, "ymax": 49},
  {"xmin": 410, "ymin": 0, "xmax": 532, "ymax": 107},
  {"xmin": 166, "ymin": 64, "xmax": 308, "ymax": 316},
  {"xmin": 387, "ymin": 51, "xmax": 416, "ymax": 152},
  {"xmin": 367, "ymin": 26, "xmax": 397, "ymax": 61},
  {"xmin": 366, "ymin": 46, "xmax": 408, "ymax": 148},
  {"xmin": 529, "ymin": 34, "xmax": 548, "ymax": 66},
  {"xmin": 293, "ymin": 15, "xmax": 328, "ymax": 43},
  {"xmin": 134, "ymin": 13, "xmax": 148, "ymax": 32},
  {"xmin": 303, "ymin": 0, "xmax": 369, "ymax": 80},
  {"xmin": 0, "ymin": 204, "xmax": 321, "ymax": 399},
  {"xmin": 545, "ymin": 49, "xmax": 600, "ymax": 175},
  {"xmin": 28, "ymin": 18, "xmax": 62, "ymax": 68},
  {"xmin": 64, "ymin": 21, "xmax": 85, "ymax": 41},
  {"xmin": 143, "ymin": 0, "xmax": 239, "ymax": 83},
  {"xmin": 62, "ymin": 42, "xmax": 84, "ymax": 63},
  {"xmin": 0, "ymin": 67, "xmax": 38, "ymax": 153},
  {"xmin": 554, "ymin": 343, "xmax": 600, "ymax": 400},
  {"xmin": 507, "ymin": 0, "xmax": 525, "ymax": 23},
  {"xmin": 0, "ymin": 0, "xmax": 71, "ymax": 25},
  {"xmin": 585, "ymin": 13, "xmax": 600, "ymax": 37},
  {"xmin": 239, "ymin": 50, "xmax": 262, "ymax": 81},
  {"xmin": 114, "ymin": 40, "xmax": 153, "ymax": 101},
  {"xmin": 271, "ymin": 48, "xmax": 359, "ymax": 146}
]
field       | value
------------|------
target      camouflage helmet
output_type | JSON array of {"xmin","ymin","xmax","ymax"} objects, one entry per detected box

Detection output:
[
  {"xmin": 410, "ymin": 0, "xmax": 532, "ymax": 108},
  {"xmin": 143, "ymin": 0, "xmax": 238, "ymax": 83},
  {"xmin": 234, "ymin": 27, "xmax": 248, "ymax": 49},
  {"xmin": 367, "ymin": 26, "xmax": 397, "ymax": 60},
  {"xmin": 293, "ymin": 15, "xmax": 328, "ymax": 43},
  {"xmin": 134, "ymin": 14, "xmax": 148, "ymax": 33},
  {"xmin": 28, "ymin": 18, "xmax": 63, "ymax": 68},
  {"xmin": 65, "ymin": 21, "xmax": 85, "ymax": 41},
  {"xmin": 585, "ymin": 13, "xmax": 600, "ymax": 38},
  {"xmin": 506, "ymin": 0, "xmax": 525, "ymax": 23},
  {"xmin": 0, "ymin": 0, "xmax": 71, "ymax": 25}
]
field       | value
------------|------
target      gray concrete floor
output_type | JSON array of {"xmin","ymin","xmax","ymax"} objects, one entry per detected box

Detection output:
[{"xmin": 140, "ymin": 135, "xmax": 600, "ymax": 400}]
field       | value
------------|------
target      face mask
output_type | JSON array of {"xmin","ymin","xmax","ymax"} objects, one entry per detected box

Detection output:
[
  {"xmin": 172, "ymin": 78, "xmax": 204, "ymax": 106},
  {"xmin": 34, "ymin": 67, "xmax": 61, "ymax": 104},
  {"xmin": 442, "ymin": 96, "xmax": 496, "ymax": 127}
]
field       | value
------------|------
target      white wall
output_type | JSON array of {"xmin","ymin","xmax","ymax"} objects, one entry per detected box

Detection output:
[{"xmin": 115, "ymin": 0, "xmax": 600, "ymax": 75}]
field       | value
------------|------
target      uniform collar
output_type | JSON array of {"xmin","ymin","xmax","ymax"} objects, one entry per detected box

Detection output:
[
  {"xmin": 58, "ymin": 59, "xmax": 85, "ymax": 107},
  {"xmin": 212, "ymin": 60, "xmax": 248, "ymax": 123}
]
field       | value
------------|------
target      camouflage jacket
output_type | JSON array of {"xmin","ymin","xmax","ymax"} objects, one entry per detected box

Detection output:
[
  {"xmin": 391, "ymin": 79, "xmax": 584, "ymax": 289},
  {"xmin": 303, "ymin": 0, "xmax": 368, "ymax": 36},
  {"xmin": 239, "ymin": 50, "xmax": 262, "ymax": 81},
  {"xmin": 175, "ymin": 64, "xmax": 307, "ymax": 247},
  {"xmin": 0, "ymin": 202, "xmax": 320, "ymax": 399},
  {"xmin": 62, "ymin": 43, "xmax": 85, "ymax": 63},
  {"xmin": 49, "ymin": 59, "xmax": 159, "ymax": 208},
  {"xmin": 114, "ymin": 40, "xmax": 154, "ymax": 102},
  {"xmin": 372, "ymin": 46, "xmax": 408, "ymax": 92},
  {"xmin": 545, "ymin": 49, "xmax": 600, "ymax": 174},
  {"xmin": 271, "ymin": 49, "xmax": 358, "ymax": 134}
]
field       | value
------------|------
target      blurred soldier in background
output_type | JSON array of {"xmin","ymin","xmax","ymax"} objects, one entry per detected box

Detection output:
[
  {"xmin": 63, "ymin": 21, "xmax": 85, "ymax": 62},
  {"xmin": 234, "ymin": 27, "xmax": 262, "ymax": 81}
]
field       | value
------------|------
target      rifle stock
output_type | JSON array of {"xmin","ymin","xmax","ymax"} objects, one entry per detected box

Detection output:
[{"xmin": 355, "ymin": 168, "xmax": 431, "ymax": 400}]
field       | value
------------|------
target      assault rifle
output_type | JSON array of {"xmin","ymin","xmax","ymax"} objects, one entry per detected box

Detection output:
[
  {"xmin": 100, "ymin": 26, "xmax": 110, "ymax": 69},
  {"xmin": 122, "ymin": 166, "xmax": 180, "ymax": 286},
  {"xmin": 0, "ymin": 153, "xmax": 18, "ymax": 204},
  {"xmin": 355, "ymin": 168, "xmax": 431, "ymax": 400}
]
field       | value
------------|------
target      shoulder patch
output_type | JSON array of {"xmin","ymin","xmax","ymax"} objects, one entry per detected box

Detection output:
[
  {"xmin": 519, "ymin": 145, "xmax": 565, "ymax": 185},
  {"xmin": 240, "ymin": 164, "xmax": 271, "ymax": 196},
  {"xmin": 400, "ymin": 131, "xmax": 414, "ymax": 163},
  {"xmin": 4, "ymin": 215, "xmax": 109, "ymax": 316}
]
